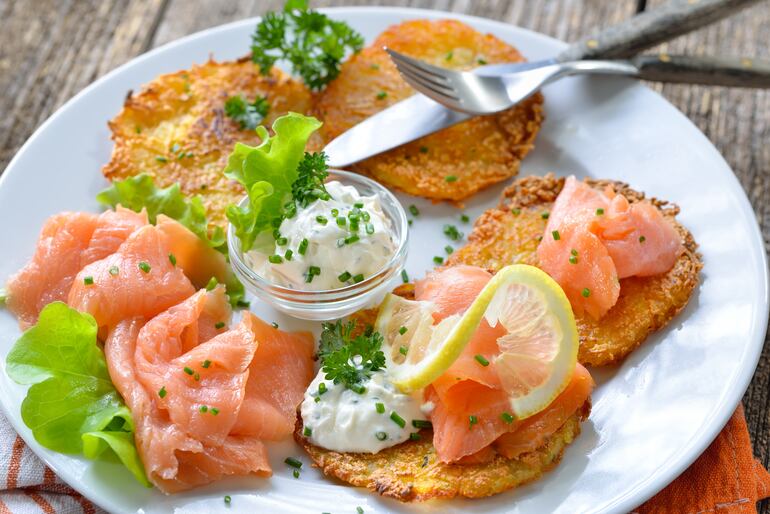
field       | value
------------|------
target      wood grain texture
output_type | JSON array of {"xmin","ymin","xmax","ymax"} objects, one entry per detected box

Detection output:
[{"xmin": 0, "ymin": 0, "xmax": 768, "ymax": 509}]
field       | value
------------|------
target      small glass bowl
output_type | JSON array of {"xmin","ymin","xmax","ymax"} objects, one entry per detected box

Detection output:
[{"xmin": 228, "ymin": 169, "xmax": 409, "ymax": 321}]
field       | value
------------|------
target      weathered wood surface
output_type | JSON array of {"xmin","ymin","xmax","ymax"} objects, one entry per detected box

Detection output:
[{"xmin": 1, "ymin": 0, "xmax": 768, "ymax": 508}]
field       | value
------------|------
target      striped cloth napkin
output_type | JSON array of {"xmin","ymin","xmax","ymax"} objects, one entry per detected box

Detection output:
[{"xmin": 1, "ymin": 406, "xmax": 768, "ymax": 513}]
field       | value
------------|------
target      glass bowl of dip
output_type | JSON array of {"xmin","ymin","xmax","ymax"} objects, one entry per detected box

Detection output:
[{"xmin": 228, "ymin": 169, "xmax": 409, "ymax": 320}]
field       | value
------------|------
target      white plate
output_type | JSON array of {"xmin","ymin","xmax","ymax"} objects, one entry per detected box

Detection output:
[{"xmin": 0, "ymin": 7, "xmax": 766, "ymax": 514}]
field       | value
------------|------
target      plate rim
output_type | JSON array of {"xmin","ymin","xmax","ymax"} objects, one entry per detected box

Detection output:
[{"xmin": 0, "ymin": 6, "xmax": 767, "ymax": 513}]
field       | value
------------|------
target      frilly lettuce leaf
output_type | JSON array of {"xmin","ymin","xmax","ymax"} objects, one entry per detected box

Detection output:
[
  {"xmin": 224, "ymin": 112, "xmax": 322, "ymax": 251},
  {"xmin": 6, "ymin": 302, "xmax": 151, "ymax": 487},
  {"xmin": 96, "ymin": 174, "xmax": 246, "ymax": 307}
]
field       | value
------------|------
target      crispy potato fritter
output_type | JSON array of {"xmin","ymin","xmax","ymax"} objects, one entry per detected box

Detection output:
[
  {"xmin": 448, "ymin": 174, "xmax": 702, "ymax": 366},
  {"xmin": 102, "ymin": 58, "xmax": 315, "ymax": 227},
  {"xmin": 313, "ymin": 19, "xmax": 544, "ymax": 202}
]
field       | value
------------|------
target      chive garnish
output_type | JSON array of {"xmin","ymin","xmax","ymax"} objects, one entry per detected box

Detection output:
[
  {"xmin": 376, "ymin": 91, "xmax": 387, "ymax": 100},
  {"xmin": 445, "ymin": 245, "xmax": 454, "ymax": 254},
  {"xmin": 109, "ymin": 266, "xmax": 119, "ymax": 276},
  {"xmin": 357, "ymin": 507, "xmax": 364, "ymax": 514},
  {"xmin": 183, "ymin": 367, "xmax": 194, "ymax": 375},
  {"xmin": 445, "ymin": 175, "xmax": 458, "ymax": 182},
  {"xmin": 268, "ymin": 255, "xmax": 283, "ymax": 264},
  {"xmin": 443, "ymin": 224, "xmax": 463, "ymax": 241},
  {"xmin": 215, "ymin": 321, "xmax": 225, "ymax": 329},
  {"xmin": 193, "ymin": 372, "xmax": 200, "ymax": 381},
  {"xmin": 541, "ymin": 211, "xmax": 550, "ymax": 219},
  {"xmin": 460, "ymin": 214, "xmax": 470, "ymax": 223},
  {"xmin": 390, "ymin": 411, "xmax": 406, "ymax": 428},
  {"xmin": 316, "ymin": 215, "xmax": 328, "ymax": 225},
  {"xmin": 552, "ymin": 230, "xmax": 561, "ymax": 240},
  {"xmin": 338, "ymin": 271, "xmax": 352, "ymax": 282},
  {"xmin": 365, "ymin": 223, "xmax": 375, "ymax": 234},
  {"xmin": 350, "ymin": 384, "xmax": 366, "ymax": 395},
  {"xmin": 409, "ymin": 205, "xmax": 420, "ymax": 216},
  {"xmin": 309, "ymin": 266, "xmax": 321, "ymax": 276},
  {"xmin": 582, "ymin": 288, "xmax": 591, "ymax": 298},
  {"xmin": 433, "ymin": 256, "xmax": 444, "ymax": 265},
  {"xmin": 501, "ymin": 412, "xmax": 514, "ymax": 424},
  {"xmin": 276, "ymin": 237, "xmax": 288, "ymax": 246},
  {"xmin": 285, "ymin": 457, "xmax": 303, "ymax": 469},
  {"xmin": 639, "ymin": 235, "xmax": 646, "ymax": 243},
  {"xmin": 205, "ymin": 277, "xmax": 218, "ymax": 291},
  {"xmin": 474, "ymin": 354, "xmax": 490, "ymax": 366},
  {"xmin": 412, "ymin": 419, "xmax": 432, "ymax": 429},
  {"xmin": 399, "ymin": 345, "xmax": 408, "ymax": 356},
  {"xmin": 571, "ymin": 248, "xmax": 578, "ymax": 256},
  {"xmin": 284, "ymin": 249, "xmax": 293, "ymax": 260},
  {"xmin": 477, "ymin": 57, "xmax": 488, "ymax": 65},
  {"xmin": 345, "ymin": 235, "xmax": 360, "ymax": 245},
  {"xmin": 469, "ymin": 415, "xmax": 478, "ymax": 428},
  {"xmin": 199, "ymin": 405, "xmax": 208, "ymax": 413},
  {"xmin": 224, "ymin": 495, "xmax": 231, "ymax": 505},
  {"xmin": 211, "ymin": 407, "xmax": 219, "ymax": 415},
  {"xmin": 331, "ymin": 208, "xmax": 339, "ymax": 217},
  {"xmin": 298, "ymin": 238, "xmax": 309, "ymax": 255},
  {"xmin": 353, "ymin": 273, "xmax": 364, "ymax": 283},
  {"xmin": 410, "ymin": 432, "xmax": 421, "ymax": 441},
  {"xmin": 398, "ymin": 326, "xmax": 408, "ymax": 335},
  {"xmin": 272, "ymin": 322, "xmax": 279, "ymax": 329},
  {"xmin": 375, "ymin": 402, "xmax": 385, "ymax": 414},
  {"xmin": 83, "ymin": 276, "xmax": 94, "ymax": 286},
  {"xmin": 138, "ymin": 261, "xmax": 151, "ymax": 273},
  {"xmin": 318, "ymin": 383, "xmax": 327, "ymax": 395},
  {"xmin": 401, "ymin": 269, "xmax": 409, "ymax": 283},
  {"xmin": 375, "ymin": 431, "xmax": 387, "ymax": 441},
  {"xmin": 569, "ymin": 255, "xmax": 578, "ymax": 264},
  {"xmin": 155, "ymin": 156, "xmax": 167, "ymax": 163},
  {"xmin": 336, "ymin": 216, "xmax": 346, "ymax": 227},
  {"xmin": 596, "ymin": 208, "xmax": 605, "ymax": 215},
  {"xmin": 512, "ymin": 208, "xmax": 521, "ymax": 216},
  {"xmin": 202, "ymin": 360, "xmax": 212, "ymax": 368},
  {"xmin": 158, "ymin": 386, "xmax": 166, "ymax": 398},
  {"xmin": 303, "ymin": 426, "xmax": 312, "ymax": 437},
  {"xmin": 293, "ymin": 469, "xmax": 300, "ymax": 479}
]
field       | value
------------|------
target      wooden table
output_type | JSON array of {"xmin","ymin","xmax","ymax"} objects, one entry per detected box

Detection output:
[{"xmin": 1, "ymin": 0, "xmax": 768, "ymax": 508}]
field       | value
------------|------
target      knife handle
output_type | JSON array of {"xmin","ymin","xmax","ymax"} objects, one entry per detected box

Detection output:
[
  {"xmin": 557, "ymin": 0, "xmax": 761, "ymax": 61},
  {"xmin": 632, "ymin": 54, "xmax": 770, "ymax": 87}
]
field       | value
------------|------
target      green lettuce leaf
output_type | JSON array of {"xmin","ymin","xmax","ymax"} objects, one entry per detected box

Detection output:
[
  {"xmin": 6, "ymin": 302, "xmax": 151, "ymax": 487},
  {"xmin": 96, "ymin": 174, "xmax": 226, "ymax": 252},
  {"xmin": 95, "ymin": 174, "xmax": 246, "ymax": 307},
  {"xmin": 224, "ymin": 112, "xmax": 322, "ymax": 251}
]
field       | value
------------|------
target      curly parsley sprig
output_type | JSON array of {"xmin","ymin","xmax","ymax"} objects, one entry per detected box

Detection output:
[
  {"xmin": 224, "ymin": 94, "xmax": 270, "ymax": 130},
  {"xmin": 292, "ymin": 151, "xmax": 330, "ymax": 208},
  {"xmin": 251, "ymin": 0, "xmax": 364, "ymax": 90},
  {"xmin": 318, "ymin": 321, "xmax": 386, "ymax": 391}
]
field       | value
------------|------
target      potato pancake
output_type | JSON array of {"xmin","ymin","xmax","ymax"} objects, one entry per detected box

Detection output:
[
  {"xmin": 313, "ymin": 19, "xmax": 544, "ymax": 202},
  {"xmin": 447, "ymin": 174, "xmax": 702, "ymax": 366},
  {"xmin": 102, "ymin": 57, "xmax": 315, "ymax": 227}
]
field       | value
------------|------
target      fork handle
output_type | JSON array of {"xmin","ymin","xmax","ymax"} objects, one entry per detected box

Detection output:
[
  {"xmin": 557, "ymin": 0, "xmax": 762, "ymax": 61},
  {"xmin": 632, "ymin": 54, "xmax": 770, "ymax": 87}
]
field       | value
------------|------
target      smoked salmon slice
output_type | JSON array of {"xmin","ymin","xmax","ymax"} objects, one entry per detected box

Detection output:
[
  {"xmin": 5, "ymin": 207, "xmax": 147, "ymax": 327},
  {"xmin": 231, "ymin": 316, "xmax": 315, "ymax": 441},
  {"xmin": 105, "ymin": 288, "xmax": 270, "ymax": 493},
  {"xmin": 537, "ymin": 176, "xmax": 683, "ymax": 319},
  {"xmin": 68, "ymin": 225, "xmax": 195, "ymax": 330}
]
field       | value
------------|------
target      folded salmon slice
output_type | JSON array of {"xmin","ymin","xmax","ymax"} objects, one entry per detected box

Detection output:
[
  {"xmin": 68, "ymin": 224, "xmax": 195, "ymax": 330},
  {"xmin": 415, "ymin": 265, "xmax": 593, "ymax": 463},
  {"xmin": 5, "ymin": 207, "xmax": 147, "ymax": 327},
  {"xmin": 537, "ymin": 176, "xmax": 683, "ymax": 319},
  {"xmin": 105, "ymin": 288, "xmax": 271, "ymax": 493},
  {"xmin": 231, "ymin": 316, "xmax": 315, "ymax": 440}
]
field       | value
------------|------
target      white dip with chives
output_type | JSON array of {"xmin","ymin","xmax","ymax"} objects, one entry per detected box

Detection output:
[
  {"xmin": 300, "ymin": 369, "xmax": 425, "ymax": 453},
  {"xmin": 245, "ymin": 181, "xmax": 396, "ymax": 291}
]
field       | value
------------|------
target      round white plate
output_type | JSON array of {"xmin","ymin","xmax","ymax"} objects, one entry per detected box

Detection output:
[{"xmin": 0, "ymin": 7, "xmax": 766, "ymax": 514}]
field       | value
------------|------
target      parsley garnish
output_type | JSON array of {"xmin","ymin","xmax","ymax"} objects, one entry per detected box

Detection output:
[
  {"xmin": 224, "ymin": 94, "xmax": 270, "ymax": 130},
  {"xmin": 251, "ymin": 0, "xmax": 364, "ymax": 90},
  {"xmin": 292, "ymin": 151, "xmax": 330, "ymax": 207},
  {"xmin": 318, "ymin": 320, "xmax": 386, "ymax": 390}
]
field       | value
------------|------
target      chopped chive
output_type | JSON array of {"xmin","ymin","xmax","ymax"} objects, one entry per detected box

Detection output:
[
  {"xmin": 365, "ymin": 223, "xmax": 375, "ymax": 234},
  {"xmin": 224, "ymin": 495, "xmax": 231, "ymax": 505},
  {"xmin": 135, "ymin": 125, "xmax": 142, "ymax": 134},
  {"xmin": 639, "ymin": 235, "xmax": 646, "ymax": 243},
  {"xmin": 211, "ymin": 407, "xmax": 220, "ymax": 415},
  {"xmin": 353, "ymin": 273, "xmax": 364, "ymax": 283},
  {"xmin": 155, "ymin": 156, "xmax": 167, "ymax": 163},
  {"xmin": 390, "ymin": 411, "xmax": 406, "ymax": 428},
  {"xmin": 596, "ymin": 208, "xmax": 605, "ymax": 215},
  {"xmin": 215, "ymin": 321, "xmax": 225, "ymax": 329},
  {"xmin": 552, "ymin": 230, "xmax": 561, "ymax": 241},
  {"xmin": 433, "ymin": 256, "xmax": 444, "ymax": 265},
  {"xmin": 83, "ymin": 276, "xmax": 94, "ymax": 286},
  {"xmin": 205, "ymin": 277, "xmax": 218, "ymax": 290},
  {"xmin": 401, "ymin": 269, "xmax": 409, "ymax": 283},
  {"xmin": 469, "ymin": 415, "xmax": 478, "ymax": 428},
  {"xmin": 309, "ymin": 266, "xmax": 321, "ymax": 276},
  {"xmin": 443, "ymin": 224, "xmax": 463, "ymax": 241},
  {"xmin": 375, "ymin": 431, "xmax": 387, "ymax": 441},
  {"xmin": 419, "ymin": 146, "xmax": 429, "ymax": 153},
  {"xmin": 345, "ymin": 235, "xmax": 360, "ymax": 245},
  {"xmin": 410, "ymin": 432, "xmax": 421, "ymax": 441},
  {"xmin": 318, "ymin": 383, "xmax": 328, "ymax": 396},
  {"xmin": 569, "ymin": 255, "xmax": 578, "ymax": 264},
  {"xmin": 303, "ymin": 426, "xmax": 312, "ymax": 437},
  {"xmin": 361, "ymin": 211, "xmax": 371, "ymax": 222},
  {"xmin": 399, "ymin": 345, "xmax": 408, "ymax": 356},
  {"xmin": 331, "ymin": 208, "xmax": 339, "ymax": 217},
  {"xmin": 236, "ymin": 299, "xmax": 250, "ymax": 308},
  {"xmin": 314, "ymin": 396, "xmax": 320, "ymax": 403},
  {"xmin": 571, "ymin": 248, "xmax": 578, "ymax": 256},
  {"xmin": 398, "ymin": 326, "xmax": 408, "ymax": 335},
  {"xmin": 315, "ymin": 215, "xmax": 328, "ymax": 225},
  {"xmin": 541, "ymin": 211, "xmax": 550, "ymax": 219},
  {"xmin": 409, "ymin": 205, "xmax": 420, "ymax": 216},
  {"xmin": 199, "ymin": 405, "xmax": 208, "ymax": 413},
  {"xmin": 371, "ymin": 63, "xmax": 380, "ymax": 70},
  {"xmin": 193, "ymin": 372, "xmax": 200, "ymax": 381},
  {"xmin": 202, "ymin": 359, "xmax": 212, "ymax": 368},
  {"xmin": 501, "ymin": 412, "xmax": 514, "ymax": 424},
  {"xmin": 336, "ymin": 216, "xmax": 346, "ymax": 227},
  {"xmin": 354, "ymin": 202, "xmax": 364, "ymax": 208},
  {"xmin": 477, "ymin": 57, "xmax": 488, "ymax": 64},
  {"xmin": 408, "ymin": 219, "xmax": 413, "ymax": 226},
  {"xmin": 357, "ymin": 507, "xmax": 364, "ymax": 514},
  {"xmin": 276, "ymin": 237, "xmax": 288, "ymax": 246},
  {"xmin": 444, "ymin": 175, "xmax": 458, "ymax": 183},
  {"xmin": 298, "ymin": 238, "xmax": 309, "ymax": 255},
  {"xmin": 350, "ymin": 383, "xmax": 366, "ymax": 394},
  {"xmin": 460, "ymin": 214, "xmax": 470, "ymax": 223},
  {"xmin": 305, "ymin": 272, "xmax": 315, "ymax": 283},
  {"xmin": 338, "ymin": 271, "xmax": 352, "ymax": 282},
  {"xmin": 109, "ymin": 266, "xmax": 119, "ymax": 276},
  {"xmin": 284, "ymin": 249, "xmax": 293, "ymax": 261},
  {"xmin": 445, "ymin": 245, "xmax": 453, "ymax": 254},
  {"xmin": 512, "ymin": 207, "xmax": 521, "ymax": 216},
  {"xmin": 293, "ymin": 469, "xmax": 300, "ymax": 479},
  {"xmin": 375, "ymin": 402, "xmax": 385, "ymax": 414},
  {"xmin": 474, "ymin": 354, "xmax": 490, "ymax": 367},
  {"xmin": 158, "ymin": 386, "xmax": 166, "ymax": 398},
  {"xmin": 138, "ymin": 261, "xmax": 151, "ymax": 273},
  {"xmin": 168, "ymin": 253, "xmax": 177, "ymax": 266},
  {"xmin": 411, "ymin": 420, "xmax": 432, "ymax": 431},
  {"xmin": 268, "ymin": 254, "xmax": 283, "ymax": 264},
  {"xmin": 284, "ymin": 457, "xmax": 303, "ymax": 469},
  {"xmin": 271, "ymin": 322, "xmax": 279, "ymax": 329},
  {"xmin": 376, "ymin": 91, "xmax": 387, "ymax": 100},
  {"xmin": 183, "ymin": 367, "xmax": 194, "ymax": 375},
  {"xmin": 582, "ymin": 287, "xmax": 591, "ymax": 298},
  {"xmin": 445, "ymin": 51, "xmax": 453, "ymax": 61}
]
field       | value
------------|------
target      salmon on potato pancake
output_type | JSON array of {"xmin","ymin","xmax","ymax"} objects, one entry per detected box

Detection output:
[{"xmin": 312, "ymin": 19, "xmax": 544, "ymax": 202}]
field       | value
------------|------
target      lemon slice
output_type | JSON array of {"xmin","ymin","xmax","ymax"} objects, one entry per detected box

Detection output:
[{"xmin": 374, "ymin": 264, "xmax": 578, "ymax": 419}]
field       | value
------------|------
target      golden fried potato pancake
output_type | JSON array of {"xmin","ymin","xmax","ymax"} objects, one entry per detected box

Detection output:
[
  {"xmin": 296, "ymin": 407, "xmax": 587, "ymax": 502},
  {"xmin": 102, "ymin": 58, "xmax": 315, "ymax": 227},
  {"xmin": 447, "ymin": 174, "xmax": 702, "ymax": 366},
  {"xmin": 313, "ymin": 19, "xmax": 544, "ymax": 202}
]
